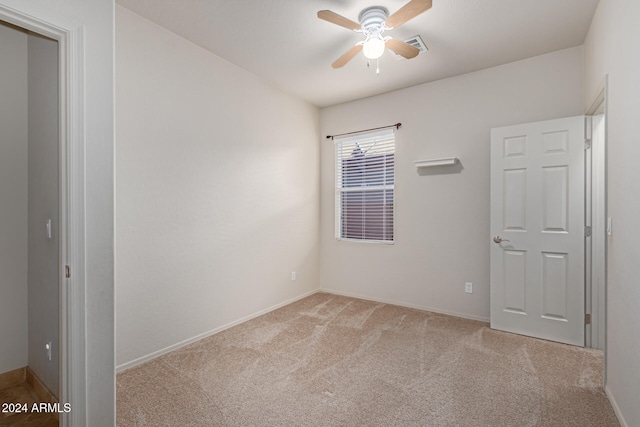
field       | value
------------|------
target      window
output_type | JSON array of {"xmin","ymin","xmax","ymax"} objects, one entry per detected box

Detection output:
[{"xmin": 334, "ymin": 128, "xmax": 395, "ymax": 243}]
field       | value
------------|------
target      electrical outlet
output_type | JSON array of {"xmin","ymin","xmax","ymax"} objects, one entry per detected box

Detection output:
[
  {"xmin": 291, "ymin": 271, "xmax": 296, "ymax": 281},
  {"xmin": 465, "ymin": 282, "xmax": 473, "ymax": 294}
]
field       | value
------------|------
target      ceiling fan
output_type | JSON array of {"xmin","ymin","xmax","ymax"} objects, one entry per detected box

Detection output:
[{"xmin": 317, "ymin": 0, "xmax": 433, "ymax": 69}]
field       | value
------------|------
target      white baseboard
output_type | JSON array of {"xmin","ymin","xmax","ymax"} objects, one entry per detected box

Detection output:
[
  {"xmin": 320, "ymin": 288, "xmax": 490, "ymax": 323},
  {"xmin": 116, "ymin": 289, "xmax": 319, "ymax": 373},
  {"xmin": 605, "ymin": 385, "xmax": 629, "ymax": 427}
]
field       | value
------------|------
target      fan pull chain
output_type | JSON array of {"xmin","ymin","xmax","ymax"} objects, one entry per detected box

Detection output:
[{"xmin": 366, "ymin": 59, "xmax": 381, "ymax": 75}]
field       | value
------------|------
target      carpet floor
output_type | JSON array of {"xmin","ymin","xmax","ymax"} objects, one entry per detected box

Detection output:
[{"xmin": 117, "ymin": 293, "xmax": 619, "ymax": 426}]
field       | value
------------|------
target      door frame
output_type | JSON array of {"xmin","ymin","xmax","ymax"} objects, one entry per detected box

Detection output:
[
  {"xmin": 585, "ymin": 76, "xmax": 608, "ymax": 368},
  {"xmin": 0, "ymin": 5, "xmax": 86, "ymax": 426}
]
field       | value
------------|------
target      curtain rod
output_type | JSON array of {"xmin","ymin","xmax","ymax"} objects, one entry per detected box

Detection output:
[{"xmin": 326, "ymin": 123, "xmax": 401, "ymax": 140}]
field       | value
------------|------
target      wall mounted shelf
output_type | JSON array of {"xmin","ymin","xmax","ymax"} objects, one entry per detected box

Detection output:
[{"xmin": 414, "ymin": 157, "xmax": 459, "ymax": 169}]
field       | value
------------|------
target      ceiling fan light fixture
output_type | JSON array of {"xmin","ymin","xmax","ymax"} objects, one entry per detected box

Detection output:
[
  {"xmin": 318, "ymin": 0, "xmax": 433, "ymax": 68},
  {"xmin": 363, "ymin": 37, "xmax": 386, "ymax": 59}
]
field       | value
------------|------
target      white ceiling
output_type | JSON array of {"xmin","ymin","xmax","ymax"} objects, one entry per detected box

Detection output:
[{"xmin": 116, "ymin": 0, "xmax": 599, "ymax": 108}]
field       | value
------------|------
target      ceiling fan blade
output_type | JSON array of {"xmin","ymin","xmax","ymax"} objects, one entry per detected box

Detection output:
[
  {"xmin": 332, "ymin": 44, "xmax": 364, "ymax": 68},
  {"xmin": 386, "ymin": 38, "xmax": 420, "ymax": 59},
  {"xmin": 317, "ymin": 10, "xmax": 361, "ymax": 31},
  {"xmin": 385, "ymin": 0, "xmax": 432, "ymax": 28}
]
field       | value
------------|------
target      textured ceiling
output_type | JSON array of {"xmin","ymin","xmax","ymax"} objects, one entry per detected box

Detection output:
[{"xmin": 116, "ymin": 0, "xmax": 599, "ymax": 108}]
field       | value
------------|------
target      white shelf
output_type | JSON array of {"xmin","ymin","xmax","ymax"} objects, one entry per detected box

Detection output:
[{"xmin": 414, "ymin": 157, "xmax": 459, "ymax": 168}]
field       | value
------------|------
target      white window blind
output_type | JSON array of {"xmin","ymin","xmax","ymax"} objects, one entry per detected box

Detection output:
[{"xmin": 334, "ymin": 127, "xmax": 395, "ymax": 243}]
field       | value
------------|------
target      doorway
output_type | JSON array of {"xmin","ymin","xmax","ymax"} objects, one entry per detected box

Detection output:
[
  {"xmin": 0, "ymin": 4, "xmax": 92, "ymax": 424},
  {"xmin": 0, "ymin": 18, "xmax": 60, "ymax": 418}
]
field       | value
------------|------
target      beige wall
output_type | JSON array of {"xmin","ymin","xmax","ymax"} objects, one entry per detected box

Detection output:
[
  {"xmin": 115, "ymin": 6, "xmax": 320, "ymax": 368},
  {"xmin": 0, "ymin": 21, "xmax": 28, "ymax": 375},
  {"xmin": 320, "ymin": 47, "xmax": 584, "ymax": 321},
  {"xmin": 584, "ymin": 1, "xmax": 640, "ymax": 425}
]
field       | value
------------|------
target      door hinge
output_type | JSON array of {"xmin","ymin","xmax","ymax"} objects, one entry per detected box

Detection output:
[
  {"xmin": 585, "ymin": 139, "xmax": 592, "ymax": 149},
  {"xmin": 585, "ymin": 313, "xmax": 591, "ymax": 325},
  {"xmin": 65, "ymin": 265, "xmax": 71, "ymax": 278},
  {"xmin": 584, "ymin": 226, "xmax": 592, "ymax": 237}
]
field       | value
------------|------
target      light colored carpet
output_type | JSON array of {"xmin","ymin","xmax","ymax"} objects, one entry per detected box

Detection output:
[{"xmin": 117, "ymin": 293, "xmax": 619, "ymax": 426}]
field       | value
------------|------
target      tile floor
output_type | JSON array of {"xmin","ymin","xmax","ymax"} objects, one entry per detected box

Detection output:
[{"xmin": 0, "ymin": 382, "xmax": 57, "ymax": 427}]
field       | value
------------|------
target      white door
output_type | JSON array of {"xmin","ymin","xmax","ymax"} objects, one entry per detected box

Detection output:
[{"xmin": 490, "ymin": 116, "xmax": 585, "ymax": 346}]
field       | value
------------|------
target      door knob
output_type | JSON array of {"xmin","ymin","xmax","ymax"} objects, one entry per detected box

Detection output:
[{"xmin": 493, "ymin": 236, "xmax": 510, "ymax": 244}]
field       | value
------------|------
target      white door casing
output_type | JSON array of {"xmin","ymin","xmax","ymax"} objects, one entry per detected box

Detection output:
[
  {"xmin": 490, "ymin": 116, "xmax": 585, "ymax": 346},
  {"xmin": 0, "ymin": 4, "xmax": 87, "ymax": 425}
]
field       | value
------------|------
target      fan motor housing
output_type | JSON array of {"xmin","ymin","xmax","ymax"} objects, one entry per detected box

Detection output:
[{"xmin": 358, "ymin": 6, "xmax": 389, "ymax": 29}]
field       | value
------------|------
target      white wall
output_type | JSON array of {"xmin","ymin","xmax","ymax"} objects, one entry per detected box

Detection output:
[
  {"xmin": 0, "ymin": 0, "xmax": 115, "ymax": 424},
  {"xmin": 0, "ymin": 21, "xmax": 28, "ymax": 375},
  {"xmin": 320, "ymin": 47, "xmax": 584, "ymax": 321},
  {"xmin": 584, "ymin": 1, "xmax": 640, "ymax": 425},
  {"xmin": 27, "ymin": 32, "xmax": 59, "ymax": 398},
  {"xmin": 115, "ymin": 6, "xmax": 320, "ymax": 368}
]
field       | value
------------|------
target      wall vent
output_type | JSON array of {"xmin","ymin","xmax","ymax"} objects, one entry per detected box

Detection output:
[{"xmin": 397, "ymin": 35, "xmax": 428, "ymax": 59}]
